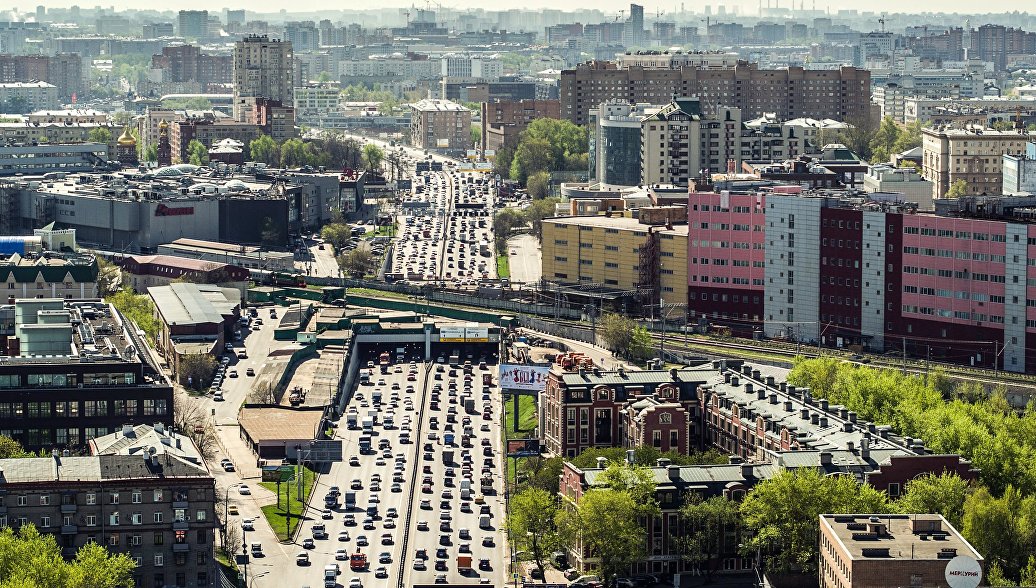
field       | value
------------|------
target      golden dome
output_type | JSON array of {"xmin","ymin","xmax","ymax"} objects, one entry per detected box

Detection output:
[
  {"xmin": 117, "ymin": 126, "xmax": 136, "ymax": 147},
  {"xmin": 159, "ymin": 119, "xmax": 169, "ymax": 130}
]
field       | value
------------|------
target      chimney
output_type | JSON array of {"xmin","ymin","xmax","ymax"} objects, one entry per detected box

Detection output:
[
  {"xmin": 819, "ymin": 416, "xmax": 828, "ymax": 428},
  {"xmin": 839, "ymin": 408, "xmax": 849, "ymax": 419},
  {"xmin": 846, "ymin": 441, "xmax": 855, "ymax": 453},
  {"xmin": 820, "ymin": 452, "xmax": 833, "ymax": 465},
  {"xmin": 868, "ymin": 423, "xmax": 877, "ymax": 433},
  {"xmin": 626, "ymin": 449, "xmax": 635, "ymax": 465},
  {"xmin": 784, "ymin": 401, "xmax": 794, "ymax": 412},
  {"xmin": 779, "ymin": 382, "xmax": 787, "ymax": 392},
  {"xmin": 787, "ymin": 385, "xmax": 797, "ymax": 397},
  {"xmin": 861, "ymin": 437, "xmax": 870, "ymax": 461},
  {"xmin": 819, "ymin": 399, "xmax": 829, "ymax": 411},
  {"xmin": 752, "ymin": 369, "xmax": 761, "ymax": 380},
  {"xmin": 745, "ymin": 382, "xmax": 754, "ymax": 394},
  {"xmin": 742, "ymin": 365, "xmax": 752, "ymax": 376},
  {"xmin": 154, "ymin": 422, "xmax": 165, "ymax": 434},
  {"xmin": 617, "ymin": 366, "xmax": 626, "ymax": 378},
  {"xmin": 802, "ymin": 388, "xmax": 812, "ymax": 404},
  {"xmin": 769, "ymin": 393, "xmax": 778, "ymax": 404},
  {"xmin": 848, "ymin": 411, "xmax": 858, "ymax": 423},
  {"xmin": 800, "ymin": 408, "xmax": 810, "ymax": 420},
  {"xmin": 596, "ymin": 457, "xmax": 607, "ymax": 469},
  {"xmin": 122, "ymin": 424, "xmax": 134, "ymax": 437},
  {"xmin": 728, "ymin": 455, "xmax": 744, "ymax": 465},
  {"xmin": 667, "ymin": 464, "xmax": 680, "ymax": 481},
  {"xmin": 656, "ymin": 458, "xmax": 671, "ymax": 467},
  {"xmin": 731, "ymin": 376, "xmax": 740, "ymax": 387},
  {"xmin": 723, "ymin": 372, "xmax": 731, "ymax": 383},
  {"xmin": 669, "ymin": 367, "xmax": 678, "ymax": 380},
  {"xmin": 741, "ymin": 463, "xmax": 754, "ymax": 479},
  {"xmin": 765, "ymin": 376, "xmax": 775, "ymax": 387},
  {"xmin": 757, "ymin": 388, "xmax": 766, "ymax": 400},
  {"xmin": 811, "ymin": 413, "xmax": 820, "ymax": 425}
]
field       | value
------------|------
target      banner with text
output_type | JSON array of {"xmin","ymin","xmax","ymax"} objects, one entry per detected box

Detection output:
[{"xmin": 499, "ymin": 364, "xmax": 549, "ymax": 392}]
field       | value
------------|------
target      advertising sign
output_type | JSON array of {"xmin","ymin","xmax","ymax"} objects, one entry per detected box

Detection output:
[
  {"xmin": 261, "ymin": 465, "xmax": 295, "ymax": 483},
  {"xmin": 945, "ymin": 556, "xmax": 982, "ymax": 588},
  {"xmin": 306, "ymin": 440, "xmax": 344, "ymax": 463},
  {"xmin": 464, "ymin": 326, "xmax": 489, "ymax": 342},
  {"xmin": 499, "ymin": 364, "xmax": 549, "ymax": 391},
  {"xmin": 507, "ymin": 439, "xmax": 541, "ymax": 458}
]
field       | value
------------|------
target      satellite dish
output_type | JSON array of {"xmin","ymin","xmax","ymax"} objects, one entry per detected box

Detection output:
[{"xmin": 945, "ymin": 556, "xmax": 982, "ymax": 588}]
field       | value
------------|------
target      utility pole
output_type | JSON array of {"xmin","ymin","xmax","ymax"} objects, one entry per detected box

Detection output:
[
  {"xmin": 659, "ymin": 298, "xmax": 667, "ymax": 363},
  {"xmin": 902, "ymin": 336, "xmax": 907, "ymax": 375}
]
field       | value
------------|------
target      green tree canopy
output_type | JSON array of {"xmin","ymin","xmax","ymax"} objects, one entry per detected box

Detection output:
[
  {"xmin": 509, "ymin": 118, "xmax": 587, "ymax": 183},
  {"xmin": 362, "ymin": 142, "xmax": 385, "ymax": 170},
  {"xmin": 0, "ymin": 435, "xmax": 31, "ymax": 458},
  {"xmin": 739, "ymin": 467, "xmax": 891, "ymax": 574},
  {"xmin": 896, "ymin": 472, "xmax": 972, "ymax": 529},
  {"xmin": 107, "ymin": 290, "xmax": 160, "ymax": 343},
  {"xmin": 186, "ymin": 139, "xmax": 208, "ymax": 166},
  {"xmin": 680, "ymin": 494, "xmax": 741, "ymax": 579},
  {"xmin": 507, "ymin": 487, "xmax": 562, "ymax": 580},
  {"xmin": 88, "ymin": 127, "xmax": 113, "ymax": 143},
  {"xmin": 320, "ymin": 223, "xmax": 352, "ymax": 253},
  {"xmin": 561, "ymin": 488, "xmax": 653, "ymax": 583},
  {"xmin": 947, "ymin": 179, "xmax": 969, "ymax": 197},
  {"xmin": 249, "ymin": 134, "xmax": 280, "ymax": 166},
  {"xmin": 0, "ymin": 525, "xmax": 135, "ymax": 588}
]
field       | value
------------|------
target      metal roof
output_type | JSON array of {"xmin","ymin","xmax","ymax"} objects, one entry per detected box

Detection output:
[{"xmin": 148, "ymin": 282, "xmax": 227, "ymax": 326}]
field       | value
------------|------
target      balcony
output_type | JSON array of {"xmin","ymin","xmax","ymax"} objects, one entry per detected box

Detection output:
[
  {"xmin": 173, "ymin": 521, "xmax": 190, "ymax": 531},
  {"xmin": 61, "ymin": 525, "xmax": 78, "ymax": 534},
  {"xmin": 61, "ymin": 504, "xmax": 77, "ymax": 514},
  {"xmin": 172, "ymin": 543, "xmax": 190, "ymax": 553},
  {"xmin": 172, "ymin": 501, "xmax": 189, "ymax": 510}
]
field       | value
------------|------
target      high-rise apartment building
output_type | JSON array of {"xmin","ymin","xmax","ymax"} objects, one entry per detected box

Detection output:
[
  {"xmin": 623, "ymin": 3, "xmax": 645, "ymax": 47},
  {"xmin": 409, "ymin": 99, "xmax": 471, "ymax": 150},
  {"xmin": 591, "ymin": 101, "xmax": 660, "ymax": 186},
  {"xmin": 177, "ymin": 10, "xmax": 209, "ymax": 40},
  {"xmin": 974, "ymin": 24, "xmax": 1007, "ymax": 72},
  {"xmin": 0, "ymin": 53, "xmax": 83, "ymax": 100},
  {"xmin": 559, "ymin": 61, "xmax": 871, "ymax": 126},
  {"xmin": 232, "ymin": 35, "xmax": 293, "ymax": 122}
]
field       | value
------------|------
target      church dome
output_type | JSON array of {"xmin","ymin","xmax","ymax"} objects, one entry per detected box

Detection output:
[{"xmin": 117, "ymin": 126, "xmax": 136, "ymax": 147}]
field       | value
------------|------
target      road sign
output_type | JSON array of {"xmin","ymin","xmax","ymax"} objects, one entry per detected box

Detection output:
[
  {"xmin": 306, "ymin": 440, "xmax": 344, "ymax": 463},
  {"xmin": 507, "ymin": 439, "xmax": 541, "ymax": 458}
]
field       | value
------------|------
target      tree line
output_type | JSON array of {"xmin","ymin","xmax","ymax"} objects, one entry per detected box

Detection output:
[
  {"xmin": 246, "ymin": 132, "xmax": 367, "ymax": 171},
  {"xmin": 494, "ymin": 118, "xmax": 589, "ymax": 196}
]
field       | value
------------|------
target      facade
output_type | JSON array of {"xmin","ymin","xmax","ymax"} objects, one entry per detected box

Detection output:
[
  {"xmin": 480, "ymin": 99, "xmax": 561, "ymax": 153},
  {"xmin": 0, "ymin": 298, "xmax": 173, "ymax": 452},
  {"xmin": 592, "ymin": 101, "xmax": 660, "ymax": 186},
  {"xmin": 122, "ymin": 255, "xmax": 249, "ymax": 300},
  {"xmin": 156, "ymin": 238, "xmax": 295, "ymax": 271},
  {"xmin": 0, "ymin": 252, "xmax": 98, "ymax": 300},
  {"xmin": 150, "ymin": 45, "xmax": 233, "ymax": 89},
  {"xmin": 541, "ymin": 214, "xmax": 688, "ymax": 316},
  {"xmin": 862, "ymin": 164, "xmax": 935, "ymax": 210},
  {"xmin": 1002, "ymin": 142, "xmax": 1036, "ymax": 196},
  {"xmin": 921, "ymin": 127, "xmax": 1036, "ymax": 198},
  {"xmin": 686, "ymin": 186, "xmax": 1036, "ymax": 373},
  {"xmin": 177, "ymin": 10, "xmax": 209, "ymax": 39},
  {"xmin": 819, "ymin": 514, "xmax": 983, "ymax": 588},
  {"xmin": 560, "ymin": 61, "xmax": 871, "ymax": 126},
  {"xmin": 409, "ymin": 99, "xmax": 472, "ymax": 151},
  {"xmin": 0, "ymin": 82, "xmax": 59, "ymax": 112},
  {"xmin": 642, "ymin": 99, "xmax": 712, "ymax": 187},
  {"xmin": 232, "ymin": 36, "xmax": 294, "ymax": 122},
  {"xmin": 0, "ymin": 143, "xmax": 111, "ymax": 177},
  {"xmin": 440, "ymin": 54, "xmax": 503, "ymax": 80},
  {"xmin": 0, "ymin": 448, "xmax": 217, "ymax": 588},
  {"xmin": 171, "ymin": 118, "xmax": 262, "ymax": 164},
  {"xmin": 148, "ymin": 282, "xmax": 240, "ymax": 383},
  {"xmin": 293, "ymin": 86, "xmax": 342, "ymax": 117},
  {"xmin": 0, "ymin": 53, "xmax": 84, "ymax": 100}
]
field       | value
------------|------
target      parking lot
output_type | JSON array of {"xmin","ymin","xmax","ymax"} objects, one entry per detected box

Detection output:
[
  {"xmin": 248, "ymin": 349, "xmax": 506, "ymax": 588},
  {"xmin": 391, "ymin": 169, "xmax": 497, "ymax": 287}
]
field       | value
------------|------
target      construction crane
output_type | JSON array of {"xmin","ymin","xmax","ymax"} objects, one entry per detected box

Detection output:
[
  {"xmin": 615, "ymin": 8, "xmax": 625, "ymax": 22},
  {"xmin": 878, "ymin": 13, "xmax": 886, "ymax": 33}
]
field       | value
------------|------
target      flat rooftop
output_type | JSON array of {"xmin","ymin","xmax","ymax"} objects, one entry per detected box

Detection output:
[
  {"xmin": 239, "ymin": 406, "xmax": 324, "ymax": 443},
  {"xmin": 543, "ymin": 215, "xmax": 689, "ymax": 236},
  {"xmin": 820, "ymin": 514, "xmax": 982, "ymax": 562}
]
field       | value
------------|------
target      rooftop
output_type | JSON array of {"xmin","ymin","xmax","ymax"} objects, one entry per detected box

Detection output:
[
  {"xmin": 820, "ymin": 514, "xmax": 982, "ymax": 562},
  {"xmin": 239, "ymin": 406, "xmax": 324, "ymax": 443},
  {"xmin": 89, "ymin": 422, "xmax": 205, "ymax": 466},
  {"xmin": 412, "ymin": 98, "xmax": 469, "ymax": 112},
  {"xmin": 0, "ymin": 453, "xmax": 208, "ymax": 484},
  {"xmin": 543, "ymin": 214, "xmax": 689, "ymax": 236},
  {"xmin": 148, "ymin": 282, "xmax": 237, "ymax": 327}
]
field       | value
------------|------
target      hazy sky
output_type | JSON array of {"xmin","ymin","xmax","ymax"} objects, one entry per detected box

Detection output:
[{"xmin": 26, "ymin": 0, "xmax": 1030, "ymax": 16}]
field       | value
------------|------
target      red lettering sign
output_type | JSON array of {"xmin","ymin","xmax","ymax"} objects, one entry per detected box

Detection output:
[{"xmin": 155, "ymin": 204, "xmax": 194, "ymax": 217}]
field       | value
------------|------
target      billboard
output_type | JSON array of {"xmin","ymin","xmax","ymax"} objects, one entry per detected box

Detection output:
[
  {"xmin": 507, "ymin": 438, "xmax": 541, "ymax": 458},
  {"xmin": 439, "ymin": 324, "xmax": 489, "ymax": 342},
  {"xmin": 464, "ymin": 326, "xmax": 489, "ymax": 342},
  {"xmin": 440, "ymin": 326, "xmax": 467, "ymax": 342},
  {"xmin": 261, "ymin": 465, "xmax": 295, "ymax": 483},
  {"xmin": 437, "ymin": 138, "xmax": 450, "ymax": 148},
  {"xmin": 499, "ymin": 364, "xmax": 549, "ymax": 391},
  {"xmin": 306, "ymin": 440, "xmax": 344, "ymax": 463}
]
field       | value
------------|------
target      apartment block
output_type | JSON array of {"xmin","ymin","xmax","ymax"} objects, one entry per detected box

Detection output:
[
  {"xmin": 1002, "ymin": 142, "xmax": 1036, "ymax": 195},
  {"xmin": 819, "ymin": 514, "xmax": 983, "ymax": 588},
  {"xmin": 177, "ymin": 10, "xmax": 209, "ymax": 39},
  {"xmin": 409, "ymin": 99, "xmax": 471, "ymax": 151},
  {"xmin": 0, "ymin": 82, "xmax": 59, "ymax": 112},
  {"xmin": 232, "ymin": 35, "xmax": 293, "ymax": 122},
  {"xmin": 151, "ymin": 45, "xmax": 232, "ymax": 88},
  {"xmin": 541, "ymin": 214, "xmax": 688, "ymax": 312},
  {"xmin": 921, "ymin": 127, "xmax": 1036, "ymax": 198},
  {"xmin": 0, "ymin": 54, "xmax": 83, "ymax": 100},
  {"xmin": 863, "ymin": 164, "xmax": 934, "ymax": 210},
  {"xmin": 592, "ymin": 101, "xmax": 661, "ymax": 186},
  {"xmin": 560, "ymin": 61, "xmax": 871, "ymax": 126},
  {"xmin": 0, "ymin": 428, "xmax": 216, "ymax": 588}
]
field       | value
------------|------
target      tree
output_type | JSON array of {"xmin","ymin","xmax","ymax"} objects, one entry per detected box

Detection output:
[
  {"xmin": 107, "ymin": 290, "xmax": 159, "ymax": 342},
  {"xmin": 598, "ymin": 313, "xmax": 653, "ymax": 361},
  {"xmin": 595, "ymin": 461, "xmax": 658, "ymax": 513},
  {"xmin": 740, "ymin": 467, "xmax": 891, "ymax": 574},
  {"xmin": 179, "ymin": 353, "xmax": 217, "ymax": 391},
  {"xmin": 247, "ymin": 381, "xmax": 277, "ymax": 405},
  {"xmin": 316, "ymin": 132, "xmax": 363, "ymax": 170},
  {"xmin": 680, "ymin": 494, "xmax": 741, "ymax": 579},
  {"xmin": 280, "ymin": 138, "xmax": 310, "ymax": 168},
  {"xmin": 508, "ymin": 488, "xmax": 562, "ymax": 581},
  {"xmin": 946, "ymin": 179, "xmax": 969, "ymax": 197},
  {"xmin": 249, "ymin": 134, "xmax": 280, "ymax": 166},
  {"xmin": 561, "ymin": 488, "xmax": 651, "ymax": 583},
  {"xmin": 320, "ymin": 223, "xmax": 352, "ymax": 253},
  {"xmin": 493, "ymin": 146, "xmax": 514, "ymax": 178},
  {"xmin": 526, "ymin": 170, "xmax": 551, "ymax": 199},
  {"xmin": 519, "ymin": 456, "xmax": 566, "ymax": 494},
  {"xmin": 493, "ymin": 207, "xmax": 526, "ymax": 254},
  {"xmin": 896, "ymin": 472, "xmax": 972, "ymax": 529},
  {"xmin": 0, "ymin": 525, "xmax": 135, "ymax": 588},
  {"xmin": 868, "ymin": 116, "xmax": 901, "ymax": 164},
  {"xmin": 362, "ymin": 143, "xmax": 385, "ymax": 171},
  {"xmin": 0, "ymin": 435, "xmax": 31, "ymax": 458},
  {"xmin": 186, "ymin": 139, "xmax": 208, "ymax": 166},
  {"xmin": 470, "ymin": 124, "xmax": 482, "ymax": 150},
  {"xmin": 893, "ymin": 120, "xmax": 924, "ymax": 153},
  {"xmin": 339, "ymin": 248, "xmax": 378, "ymax": 277},
  {"xmin": 88, "ymin": 127, "xmax": 113, "ymax": 144},
  {"xmin": 523, "ymin": 197, "xmax": 561, "ymax": 239},
  {"xmin": 961, "ymin": 486, "xmax": 1036, "ymax": 582},
  {"xmin": 510, "ymin": 136, "xmax": 553, "ymax": 183},
  {"xmin": 142, "ymin": 144, "xmax": 158, "ymax": 162},
  {"xmin": 172, "ymin": 393, "xmax": 218, "ymax": 459},
  {"xmin": 834, "ymin": 116, "xmax": 876, "ymax": 160},
  {"xmin": 96, "ymin": 256, "xmax": 125, "ymax": 296}
]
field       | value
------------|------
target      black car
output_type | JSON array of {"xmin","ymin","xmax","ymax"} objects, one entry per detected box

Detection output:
[
  {"xmin": 435, "ymin": 560, "xmax": 448, "ymax": 571},
  {"xmin": 436, "ymin": 548, "xmax": 449, "ymax": 559}
]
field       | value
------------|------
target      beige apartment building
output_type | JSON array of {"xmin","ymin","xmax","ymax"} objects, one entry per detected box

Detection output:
[
  {"xmin": 921, "ymin": 127, "xmax": 1036, "ymax": 197},
  {"xmin": 232, "ymin": 35, "xmax": 293, "ymax": 122},
  {"xmin": 410, "ymin": 99, "xmax": 472, "ymax": 150},
  {"xmin": 541, "ymin": 213, "xmax": 688, "ymax": 309},
  {"xmin": 641, "ymin": 100, "xmax": 743, "ymax": 186}
]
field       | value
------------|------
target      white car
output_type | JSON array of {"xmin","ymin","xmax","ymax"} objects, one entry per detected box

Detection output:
[
  {"xmin": 241, "ymin": 518, "xmax": 254, "ymax": 531},
  {"xmin": 348, "ymin": 578, "xmax": 362, "ymax": 588},
  {"xmin": 238, "ymin": 485, "xmax": 251, "ymax": 495}
]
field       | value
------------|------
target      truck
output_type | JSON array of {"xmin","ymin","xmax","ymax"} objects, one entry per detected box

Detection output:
[
  {"xmin": 481, "ymin": 476, "xmax": 494, "ymax": 493},
  {"xmin": 457, "ymin": 555, "xmax": 472, "ymax": 573},
  {"xmin": 383, "ymin": 413, "xmax": 394, "ymax": 429},
  {"xmin": 344, "ymin": 491, "xmax": 356, "ymax": 510},
  {"xmin": 371, "ymin": 390, "xmax": 382, "ymax": 405},
  {"xmin": 442, "ymin": 450, "xmax": 454, "ymax": 465},
  {"xmin": 443, "ymin": 433, "xmax": 455, "ymax": 446},
  {"xmin": 358, "ymin": 435, "xmax": 372, "ymax": 454},
  {"xmin": 346, "ymin": 411, "xmax": 358, "ymax": 429},
  {"xmin": 378, "ymin": 351, "xmax": 391, "ymax": 370},
  {"xmin": 312, "ymin": 524, "xmax": 327, "ymax": 539},
  {"xmin": 361, "ymin": 418, "xmax": 374, "ymax": 434},
  {"xmin": 367, "ymin": 409, "xmax": 379, "ymax": 425},
  {"xmin": 449, "ymin": 353, "xmax": 460, "ymax": 368},
  {"xmin": 349, "ymin": 553, "xmax": 368, "ymax": 572},
  {"xmin": 464, "ymin": 398, "xmax": 476, "ymax": 414},
  {"xmin": 323, "ymin": 564, "xmax": 338, "ymax": 588}
]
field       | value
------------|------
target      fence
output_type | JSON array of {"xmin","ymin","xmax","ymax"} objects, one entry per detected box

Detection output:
[{"xmin": 518, "ymin": 315, "xmax": 595, "ymax": 345}]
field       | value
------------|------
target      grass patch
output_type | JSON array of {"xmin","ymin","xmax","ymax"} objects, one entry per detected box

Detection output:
[
  {"xmin": 363, "ymin": 224, "xmax": 397, "ymax": 239},
  {"xmin": 504, "ymin": 394, "xmax": 537, "ymax": 440},
  {"xmin": 348, "ymin": 288, "xmax": 411, "ymax": 301},
  {"xmin": 496, "ymin": 254, "xmax": 510, "ymax": 279},
  {"xmin": 258, "ymin": 465, "xmax": 317, "ymax": 541}
]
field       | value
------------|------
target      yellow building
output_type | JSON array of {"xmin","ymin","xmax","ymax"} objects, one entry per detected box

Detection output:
[
  {"xmin": 921, "ymin": 127, "xmax": 1036, "ymax": 197},
  {"xmin": 541, "ymin": 213, "xmax": 688, "ymax": 310}
]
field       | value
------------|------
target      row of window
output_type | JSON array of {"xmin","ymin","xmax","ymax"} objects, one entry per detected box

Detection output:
[
  {"xmin": 0, "ymin": 398, "xmax": 164, "ymax": 418},
  {"xmin": 902, "ymin": 246, "xmax": 1007, "ymax": 262},
  {"xmin": 5, "ymin": 489, "xmax": 190, "ymax": 506},
  {"xmin": 904, "ymin": 226, "xmax": 1009, "ymax": 242}
]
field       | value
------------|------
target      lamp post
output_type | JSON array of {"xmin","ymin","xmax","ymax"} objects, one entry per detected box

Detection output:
[{"xmin": 222, "ymin": 483, "xmax": 240, "ymax": 550}]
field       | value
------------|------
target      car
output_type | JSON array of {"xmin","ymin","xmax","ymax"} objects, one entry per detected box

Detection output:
[
  {"xmin": 302, "ymin": 538, "xmax": 315, "ymax": 549},
  {"xmin": 417, "ymin": 521, "xmax": 429, "ymax": 531},
  {"xmin": 348, "ymin": 578, "xmax": 362, "ymax": 588},
  {"xmin": 384, "ymin": 519, "xmax": 396, "ymax": 529},
  {"xmin": 435, "ymin": 560, "xmax": 448, "ymax": 571},
  {"xmin": 379, "ymin": 552, "xmax": 392, "ymax": 564},
  {"xmin": 321, "ymin": 509, "xmax": 333, "ymax": 519},
  {"xmin": 351, "ymin": 479, "xmax": 363, "ymax": 489},
  {"xmin": 335, "ymin": 549, "xmax": 349, "ymax": 560},
  {"xmin": 343, "ymin": 514, "xmax": 356, "ymax": 526},
  {"xmin": 386, "ymin": 507, "xmax": 398, "ymax": 518},
  {"xmin": 420, "ymin": 499, "xmax": 432, "ymax": 510},
  {"xmin": 474, "ymin": 494, "xmax": 485, "ymax": 504},
  {"xmin": 222, "ymin": 462, "xmax": 235, "ymax": 472},
  {"xmin": 338, "ymin": 530, "xmax": 350, "ymax": 541},
  {"xmin": 296, "ymin": 551, "xmax": 309, "ymax": 565},
  {"xmin": 363, "ymin": 519, "xmax": 375, "ymax": 530},
  {"xmin": 241, "ymin": 518, "xmax": 254, "ymax": 531},
  {"xmin": 381, "ymin": 534, "xmax": 393, "ymax": 545},
  {"xmin": 238, "ymin": 485, "xmax": 251, "ymax": 495},
  {"xmin": 435, "ymin": 574, "xmax": 448, "ymax": 584},
  {"xmin": 422, "ymin": 484, "xmax": 432, "ymax": 493},
  {"xmin": 482, "ymin": 536, "xmax": 495, "ymax": 547},
  {"xmin": 356, "ymin": 535, "xmax": 368, "ymax": 546},
  {"xmin": 246, "ymin": 367, "xmax": 255, "ymax": 376},
  {"xmin": 375, "ymin": 567, "xmax": 388, "ymax": 578},
  {"xmin": 227, "ymin": 505, "xmax": 239, "ymax": 516},
  {"xmin": 481, "ymin": 423, "xmax": 490, "ymax": 432},
  {"xmin": 237, "ymin": 350, "xmax": 247, "ymax": 359},
  {"xmin": 414, "ymin": 560, "xmax": 427, "ymax": 570}
]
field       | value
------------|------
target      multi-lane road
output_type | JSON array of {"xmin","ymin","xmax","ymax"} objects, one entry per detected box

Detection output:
[{"xmin": 240, "ymin": 351, "xmax": 508, "ymax": 588}]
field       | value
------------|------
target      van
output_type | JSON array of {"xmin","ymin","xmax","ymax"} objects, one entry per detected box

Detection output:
[
  {"xmin": 323, "ymin": 564, "xmax": 338, "ymax": 587},
  {"xmin": 312, "ymin": 524, "xmax": 327, "ymax": 539},
  {"xmin": 479, "ymin": 514, "xmax": 491, "ymax": 529}
]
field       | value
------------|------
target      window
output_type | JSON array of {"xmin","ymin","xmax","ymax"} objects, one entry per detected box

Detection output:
[
  {"xmin": 153, "ymin": 489, "xmax": 163, "ymax": 502},
  {"xmin": 40, "ymin": 516, "xmax": 51, "ymax": 528},
  {"xmin": 196, "ymin": 510, "xmax": 207, "ymax": 522},
  {"xmin": 86, "ymin": 515, "xmax": 97, "ymax": 527},
  {"xmin": 154, "ymin": 555, "xmax": 164, "ymax": 567},
  {"xmin": 154, "ymin": 512, "xmax": 163, "ymax": 524},
  {"xmin": 154, "ymin": 532, "xmax": 164, "ymax": 545},
  {"xmin": 132, "ymin": 491, "xmax": 141, "ymax": 504},
  {"xmin": 652, "ymin": 431, "xmax": 662, "ymax": 447},
  {"xmin": 888, "ymin": 483, "xmax": 900, "ymax": 497},
  {"xmin": 110, "ymin": 492, "xmax": 119, "ymax": 504}
]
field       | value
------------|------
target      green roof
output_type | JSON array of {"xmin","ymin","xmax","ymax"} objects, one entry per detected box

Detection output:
[{"xmin": 0, "ymin": 258, "xmax": 98, "ymax": 284}]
